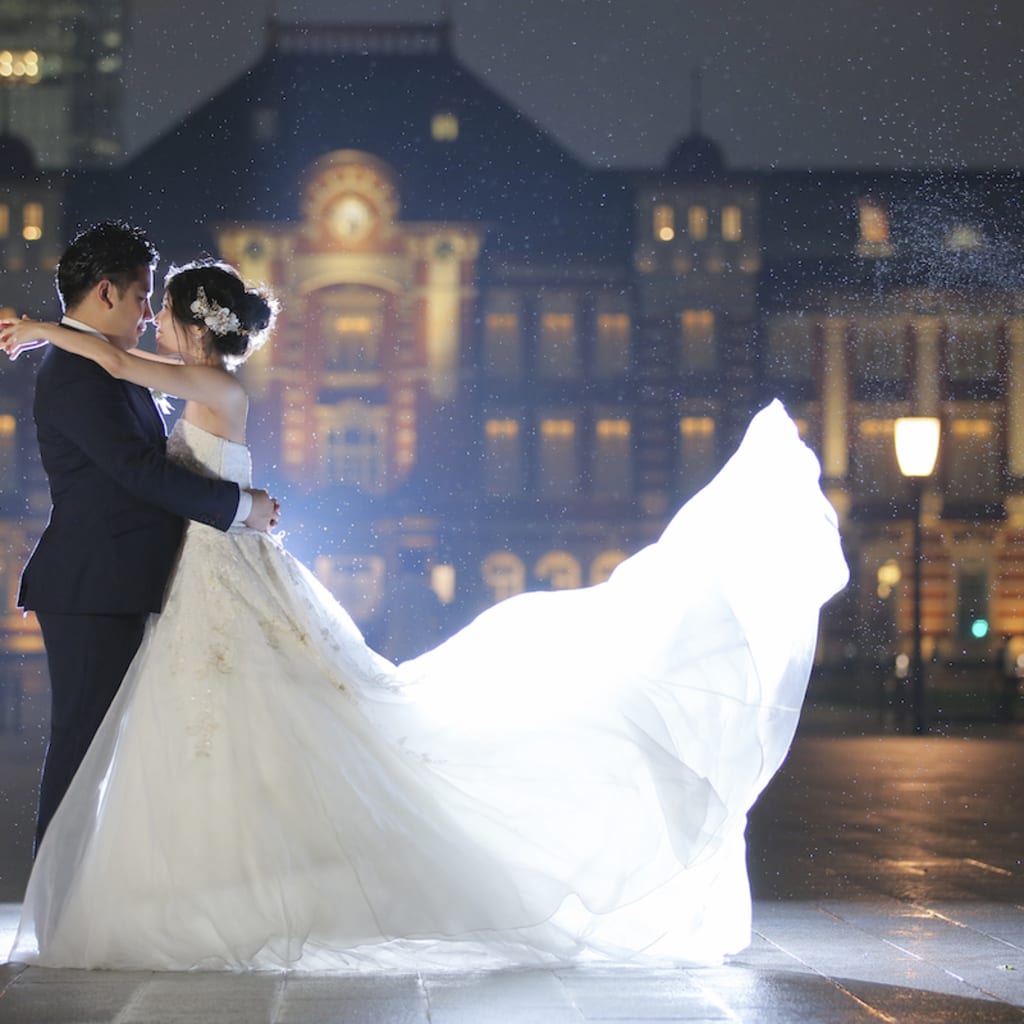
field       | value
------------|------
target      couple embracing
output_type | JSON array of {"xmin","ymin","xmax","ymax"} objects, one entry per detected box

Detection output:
[{"xmin": 3, "ymin": 222, "xmax": 848, "ymax": 971}]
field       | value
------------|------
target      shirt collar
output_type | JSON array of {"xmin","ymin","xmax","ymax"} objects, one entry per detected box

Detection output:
[{"xmin": 60, "ymin": 316, "xmax": 110, "ymax": 342}]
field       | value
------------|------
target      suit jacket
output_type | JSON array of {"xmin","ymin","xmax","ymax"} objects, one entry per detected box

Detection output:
[{"xmin": 19, "ymin": 342, "xmax": 241, "ymax": 614}]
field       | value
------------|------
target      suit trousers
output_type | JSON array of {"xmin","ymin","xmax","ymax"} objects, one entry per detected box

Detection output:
[{"xmin": 34, "ymin": 611, "xmax": 148, "ymax": 852}]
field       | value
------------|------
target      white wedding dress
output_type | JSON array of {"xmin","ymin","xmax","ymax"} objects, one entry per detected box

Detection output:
[{"xmin": 12, "ymin": 401, "xmax": 847, "ymax": 972}]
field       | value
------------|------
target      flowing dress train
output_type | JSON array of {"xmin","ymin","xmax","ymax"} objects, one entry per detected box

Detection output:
[{"xmin": 13, "ymin": 400, "xmax": 848, "ymax": 971}]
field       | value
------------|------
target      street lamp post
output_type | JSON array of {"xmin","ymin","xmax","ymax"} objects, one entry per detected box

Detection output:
[{"xmin": 894, "ymin": 417, "xmax": 941, "ymax": 734}]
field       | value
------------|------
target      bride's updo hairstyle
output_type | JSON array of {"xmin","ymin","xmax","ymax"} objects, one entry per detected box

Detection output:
[{"xmin": 164, "ymin": 260, "xmax": 278, "ymax": 367}]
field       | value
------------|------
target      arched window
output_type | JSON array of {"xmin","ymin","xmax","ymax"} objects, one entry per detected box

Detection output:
[
  {"xmin": 534, "ymin": 551, "xmax": 582, "ymax": 590},
  {"xmin": 590, "ymin": 550, "xmax": 628, "ymax": 586},
  {"xmin": 481, "ymin": 552, "xmax": 526, "ymax": 603}
]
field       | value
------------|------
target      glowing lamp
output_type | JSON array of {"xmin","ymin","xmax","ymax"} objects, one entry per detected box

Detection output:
[{"xmin": 894, "ymin": 417, "xmax": 940, "ymax": 478}]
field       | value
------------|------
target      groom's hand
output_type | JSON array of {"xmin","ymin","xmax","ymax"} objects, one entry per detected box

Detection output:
[{"xmin": 244, "ymin": 489, "xmax": 281, "ymax": 532}]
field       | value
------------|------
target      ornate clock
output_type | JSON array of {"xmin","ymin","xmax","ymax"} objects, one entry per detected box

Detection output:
[{"xmin": 327, "ymin": 195, "xmax": 375, "ymax": 243}]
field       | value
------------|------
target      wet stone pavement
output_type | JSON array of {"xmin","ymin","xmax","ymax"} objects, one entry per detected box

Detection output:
[{"xmin": 0, "ymin": 704, "xmax": 1022, "ymax": 1022}]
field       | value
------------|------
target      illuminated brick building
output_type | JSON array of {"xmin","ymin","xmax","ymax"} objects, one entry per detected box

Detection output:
[{"xmin": 2, "ymin": 19, "xmax": 1024, "ymax": 703}]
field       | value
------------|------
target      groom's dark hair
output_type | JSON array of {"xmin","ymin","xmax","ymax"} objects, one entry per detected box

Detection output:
[{"xmin": 56, "ymin": 221, "xmax": 159, "ymax": 312}]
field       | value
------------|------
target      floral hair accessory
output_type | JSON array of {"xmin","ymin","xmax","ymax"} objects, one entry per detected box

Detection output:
[{"xmin": 189, "ymin": 286, "xmax": 246, "ymax": 336}]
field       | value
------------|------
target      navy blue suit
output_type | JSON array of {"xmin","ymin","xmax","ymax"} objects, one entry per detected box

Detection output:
[{"xmin": 20, "ymin": 340, "xmax": 241, "ymax": 848}]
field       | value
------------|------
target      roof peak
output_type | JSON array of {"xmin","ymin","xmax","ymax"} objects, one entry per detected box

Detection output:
[
  {"xmin": 665, "ymin": 67, "xmax": 725, "ymax": 180},
  {"xmin": 266, "ymin": 18, "xmax": 453, "ymax": 57}
]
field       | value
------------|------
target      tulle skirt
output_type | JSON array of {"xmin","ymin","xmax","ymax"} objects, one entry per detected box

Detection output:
[{"xmin": 12, "ymin": 400, "xmax": 848, "ymax": 971}]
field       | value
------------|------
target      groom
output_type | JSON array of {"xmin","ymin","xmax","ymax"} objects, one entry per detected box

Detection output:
[{"xmin": 18, "ymin": 221, "xmax": 277, "ymax": 849}]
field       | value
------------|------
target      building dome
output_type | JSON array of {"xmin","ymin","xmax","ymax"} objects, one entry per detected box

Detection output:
[
  {"xmin": 665, "ymin": 131, "xmax": 725, "ymax": 181},
  {"xmin": 0, "ymin": 133, "xmax": 37, "ymax": 177}
]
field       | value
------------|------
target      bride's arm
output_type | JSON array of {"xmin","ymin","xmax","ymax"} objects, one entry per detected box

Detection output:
[{"xmin": 0, "ymin": 318, "xmax": 242, "ymax": 409}]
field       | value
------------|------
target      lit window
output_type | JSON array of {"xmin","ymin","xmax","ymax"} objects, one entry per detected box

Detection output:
[
  {"xmin": 679, "ymin": 416, "xmax": 716, "ymax": 496},
  {"xmin": 0, "ymin": 411, "xmax": 17, "ymax": 491},
  {"xmin": 721, "ymin": 205, "xmax": 742, "ymax": 241},
  {"xmin": 946, "ymin": 224, "xmax": 984, "ymax": 251},
  {"xmin": 589, "ymin": 550, "xmax": 628, "ymax": 585},
  {"xmin": 534, "ymin": 551, "xmax": 582, "ymax": 590},
  {"xmin": 539, "ymin": 417, "xmax": 577, "ymax": 498},
  {"xmin": 653, "ymin": 204, "xmax": 675, "ymax": 242},
  {"xmin": 481, "ymin": 552, "xmax": 526, "ymax": 603},
  {"xmin": 484, "ymin": 418, "xmax": 522, "ymax": 496},
  {"xmin": 688, "ymin": 205, "xmax": 708, "ymax": 240},
  {"xmin": 680, "ymin": 309, "xmax": 716, "ymax": 371},
  {"xmin": 483, "ymin": 295, "xmax": 522, "ymax": 378},
  {"xmin": 431, "ymin": 564, "xmax": 456, "ymax": 605},
  {"xmin": 318, "ymin": 287, "xmax": 383, "ymax": 371},
  {"xmin": 22, "ymin": 202, "xmax": 42, "ymax": 242},
  {"xmin": 593, "ymin": 417, "xmax": 631, "ymax": 498},
  {"xmin": 946, "ymin": 418, "xmax": 1000, "ymax": 504},
  {"xmin": 595, "ymin": 309, "xmax": 630, "ymax": 378},
  {"xmin": 538, "ymin": 294, "xmax": 578, "ymax": 379},
  {"xmin": 487, "ymin": 313, "xmax": 518, "ymax": 331},
  {"xmin": 852, "ymin": 418, "xmax": 901, "ymax": 498},
  {"xmin": 431, "ymin": 112, "xmax": 459, "ymax": 141},
  {"xmin": 542, "ymin": 313, "xmax": 574, "ymax": 333},
  {"xmin": 856, "ymin": 198, "xmax": 893, "ymax": 257},
  {"xmin": 0, "ymin": 205, "xmax": 8, "ymax": 238},
  {"xmin": 319, "ymin": 401, "xmax": 389, "ymax": 493},
  {"xmin": 0, "ymin": 50, "xmax": 40, "ymax": 82},
  {"xmin": 542, "ymin": 419, "xmax": 574, "ymax": 437}
]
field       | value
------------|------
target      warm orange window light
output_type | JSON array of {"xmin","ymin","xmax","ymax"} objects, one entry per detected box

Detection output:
[
  {"xmin": 485, "ymin": 419, "xmax": 519, "ymax": 439},
  {"xmin": 858, "ymin": 199, "xmax": 890, "ymax": 245},
  {"xmin": 22, "ymin": 202, "xmax": 42, "ymax": 241},
  {"xmin": 722, "ymin": 205, "xmax": 742, "ymax": 241},
  {"xmin": 950, "ymin": 419, "xmax": 992, "ymax": 440},
  {"xmin": 688, "ymin": 205, "xmax": 708, "ymax": 240},
  {"xmin": 486, "ymin": 312, "xmax": 518, "ymax": 333},
  {"xmin": 431, "ymin": 112, "xmax": 459, "ymax": 141},
  {"xmin": 541, "ymin": 419, "xmax": 575, "ymax": 439},
  {"xmin": 681, "ymin": 309, "xmax": 714, "ymax": 339},
  {"xmin": 597, "ymin": 312, "xmax": 629, "ymax": 340},
  {"xmin": 333, "ymin": 315, "xmax": 374, "ymax": 334},
  {"xmin": 680, "ymin": 416, "xmax": 714, "ymax": 438},
  {"xmin": 0, "ymin": 204, "xmax": 9, "ymax": 238},
  {"xmin": 596, "ymin": 418, "xmax": 630, "ymax": 439},
  {"xmin": 541, "ymin": 312, "xmax": 574, "ymax": 335},
  {"xmin": 653, "ymin": 204, "xmax": 675, "ymax": 241}
]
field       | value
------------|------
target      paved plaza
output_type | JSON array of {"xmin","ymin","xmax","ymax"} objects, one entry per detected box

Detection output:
[{"xmin": 0, "ymin": 697, "xmax": 1022, "ymax": 1022}]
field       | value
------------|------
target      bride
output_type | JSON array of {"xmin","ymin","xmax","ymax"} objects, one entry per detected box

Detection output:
[{"xmin": 1, "ymin": 260, "xmax": 847, "ymax": 972}]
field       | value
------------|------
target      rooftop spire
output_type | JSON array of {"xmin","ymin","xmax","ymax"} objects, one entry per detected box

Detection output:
[{"xmin": 690, "ymin": 67, "xmax": 703, "ymax": 136}]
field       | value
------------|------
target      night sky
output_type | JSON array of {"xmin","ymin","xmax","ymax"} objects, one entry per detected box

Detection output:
[{"xmin": 125, "ymin": 0, "xmax": 1024, "ymax": 172}]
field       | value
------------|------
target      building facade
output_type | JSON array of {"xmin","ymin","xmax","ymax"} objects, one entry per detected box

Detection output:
[
  {"xmin": 0, "ymin": 0, "xmax": 128, "ymax": 167},
  {"xmin": 1, "ymin": 20, "xmax": 1022, "ymax": 708}
]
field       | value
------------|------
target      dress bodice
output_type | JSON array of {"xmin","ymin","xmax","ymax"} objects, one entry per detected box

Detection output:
[{"xmin": 166, "ymin": 418, "xmax": 253, "ymax": 490}]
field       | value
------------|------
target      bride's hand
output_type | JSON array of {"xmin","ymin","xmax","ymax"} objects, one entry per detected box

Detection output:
[
  {"xmin": 245, "ymin": 489, "xmax": 282, "ymax": 533},
  {"xmin": 0, "ymin": 317, "xmax": 53, "ymax": 360}
]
